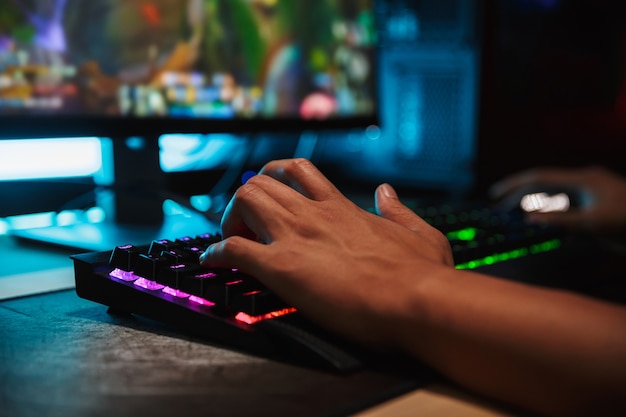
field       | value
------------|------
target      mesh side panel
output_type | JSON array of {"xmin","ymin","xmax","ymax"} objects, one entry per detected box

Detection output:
[{"xmin": 388, "ymin": 64, "xmax": 465, "ymax": 166}]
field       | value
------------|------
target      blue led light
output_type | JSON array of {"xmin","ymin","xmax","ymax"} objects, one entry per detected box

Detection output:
[{"xmin": 241, "ymin": 170, "xmax": 257, "ymax": 184}]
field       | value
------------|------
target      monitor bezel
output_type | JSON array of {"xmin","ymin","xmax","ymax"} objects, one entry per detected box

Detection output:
[{"xmin": 0, "ymin": 113, "xmax": 380, "ymax": 140}]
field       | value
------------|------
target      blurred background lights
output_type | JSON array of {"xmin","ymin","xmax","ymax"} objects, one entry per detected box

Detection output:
[
  {"xmin": 365, "ymin": 124, "xmax": 381, "ymax": 140},
  {"xmin": 0, "ymin": 137, "xmax": 102, "ymax": 180}
]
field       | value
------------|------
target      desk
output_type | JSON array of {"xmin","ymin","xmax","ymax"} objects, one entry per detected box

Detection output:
[
  {"xmin": 3, "ymin": 235, "xmax": 622, "ymax": 417},
  {"xmin": 0, "ymin": 290, "xmax": 522, "ymax": 417},
  {"xmin": 0, "ymin": 235, "xmax": 75, "ymax": 300}
]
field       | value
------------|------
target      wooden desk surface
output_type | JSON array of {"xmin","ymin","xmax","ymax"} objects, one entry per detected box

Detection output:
[{"xmin": 355, "ymin": 385, "xmax": 528, "ymax": 417}]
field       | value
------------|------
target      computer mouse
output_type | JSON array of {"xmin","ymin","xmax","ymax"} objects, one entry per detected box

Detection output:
[{"xmin": 519, "ymin": 189, "xmax": 577, "ymax": 213}]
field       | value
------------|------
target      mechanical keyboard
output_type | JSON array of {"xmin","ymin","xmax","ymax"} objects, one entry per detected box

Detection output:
[
  {"xmin": 71, "ymin": 202, "xmax": 563, "ymax": 373},
  {"xmin": 408, "ymin": 201, "xmax": 563, "ymax": 269},
  {"xmin": 72, "ymin": 234, "xmax": 366, "ymax": 373}
]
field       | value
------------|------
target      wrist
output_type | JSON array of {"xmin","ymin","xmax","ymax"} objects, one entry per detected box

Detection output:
[{"xmin": 381, "ymin": 260, "xmax": 457, "ymax": 357}]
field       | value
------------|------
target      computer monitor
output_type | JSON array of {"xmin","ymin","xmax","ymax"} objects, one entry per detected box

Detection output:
[{"xmin": 0, "ymin": 0, "xmax": 379, "ymax": 251}]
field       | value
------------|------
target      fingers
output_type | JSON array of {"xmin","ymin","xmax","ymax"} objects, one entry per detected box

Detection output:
[
  {"xmin": 219, "ymin": 158, "xmax": 336, "ymax": 247},
  {"xmin": 259, "ymin": 158, "xmax": 341, "ymax": 201},
  {"xmin": 205, "ymin": 170, "xmax": 311, "ymax": 274},
  {"xmin": 375, "ymin": 183, "xmax": 430, "ymax": 233},
  {"xmin": 220, "ymin": 178, "xmax": 292, "ymax": 242},
  {"xmin": 200, "ymin": 235, "xmax": 269, "ymax": 276},
  {"xmin": 221, "ymin": 170, "xmax": 321, "ymax": 240}
]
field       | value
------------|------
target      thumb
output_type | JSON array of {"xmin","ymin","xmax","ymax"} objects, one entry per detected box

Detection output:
[{"xmin": 375, "ymin": 183, "xmax": 425, "ymax": 232}]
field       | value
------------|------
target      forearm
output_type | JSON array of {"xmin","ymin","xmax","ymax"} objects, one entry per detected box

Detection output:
[{"xmin": 396, "ymin": 264, "xmax": 626, "ymax": 417}]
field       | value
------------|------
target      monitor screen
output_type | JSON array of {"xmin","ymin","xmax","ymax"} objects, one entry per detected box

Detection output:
[
  {"xmin": 0, "ymin": 0, "xmax": 378, "ymax": 138},
  {"xmin": 1, "ymin": 0, "xmax": 379, "ymax": 251}
]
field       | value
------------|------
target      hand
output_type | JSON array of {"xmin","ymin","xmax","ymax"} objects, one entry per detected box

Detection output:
[
  {"xmin": 199, "ymin": 160, "xmax": 626, "ymax": 417},
  {"xmin": 489, "ymin": 166, "xmax": 626, "ymax": 235},
  {"xmin": 200, "ymin": 158, "xmax": 454, "ymax": 348}
]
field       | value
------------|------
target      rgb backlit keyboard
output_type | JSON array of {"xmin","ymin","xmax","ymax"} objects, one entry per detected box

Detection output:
[{"xmin": 72, "ymin": 203, "xmax": 563, "ymax": 372}]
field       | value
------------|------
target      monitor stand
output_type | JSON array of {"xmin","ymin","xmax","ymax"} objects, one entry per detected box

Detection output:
[
  {"xmin": 11, "ymin": 212, "xmax": 220, "ymax": 253},
  {"xmin": 11, "ymin": 136, "xmax": 220, "ymax": 253}
]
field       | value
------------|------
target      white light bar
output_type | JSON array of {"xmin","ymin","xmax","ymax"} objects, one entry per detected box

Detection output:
[{"xmin": 0, "ymin": 137, "xmax": 102, "ymax": 180}]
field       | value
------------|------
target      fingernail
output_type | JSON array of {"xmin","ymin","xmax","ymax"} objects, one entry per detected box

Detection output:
[
  {"xmin": 198, "ymin": 251, "xmax": 207, "ymax": 264},
  {"xmin": 380, "ymin": 183, "xmax": 398, "ymax": 199}
]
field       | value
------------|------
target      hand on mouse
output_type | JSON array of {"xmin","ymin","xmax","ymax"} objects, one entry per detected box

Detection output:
[{"xmin": 489, "ymin": 166, "xmax": 626, "ymax": 235}]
